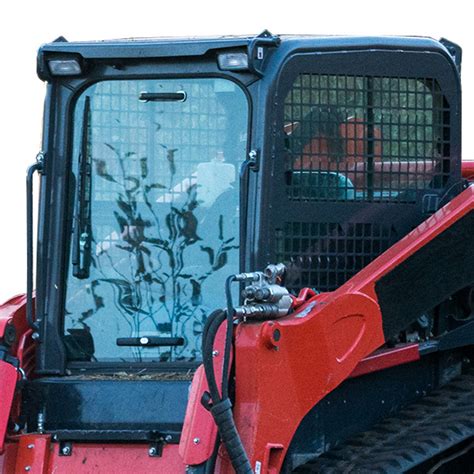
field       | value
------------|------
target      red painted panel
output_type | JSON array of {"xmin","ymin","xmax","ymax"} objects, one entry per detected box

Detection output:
[
  {"xmin": 14, "ymin": 435, "xmax": 50, "ymax": 474},
  {"xmin": 0, "ymin": 441, "xmax": 18, "ymax": 474},
  {"xmin": 223, "ymin": 186, "xmax": 474, "ymax": 473},
  {"xmin": 462, "ymin": 161, "xmax": 474, "ymax": 180},
  {"xmin": 0, "ymin": 294, "xmax": 28, "ymax": 341},
  {"xmin": 179, "ymin": 365, "xmax": 217, "ymax": 466},
  {"xmin": 0, "ymin": 294, "xmax": 33, "ymax": 369},
  {"xmin": 0, "ymin": 295, "xmax": 35, "ymax": 440},
  {"xmin": 350, "ymin": 343, "xmax": 420, "ymax": 378},
  {"xmin": 0, "ymin": 361, "xmax": 17, "ymax": 454},
  {"xmin": 2, "ymin": 437, "xmax": 186, "ymax": 473},
  {"xmin": 179, "ymin": 321, "xmax": 229, "ymax": 466},
  {"xmin": 232, "ymin": 292, "xmax": 384, "ymax": 473},
  {"xmin": 46, "ymin": 442, "xmax": 185, "ymax": 474}
]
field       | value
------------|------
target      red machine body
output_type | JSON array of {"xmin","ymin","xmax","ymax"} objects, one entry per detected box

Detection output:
[
  {"xmin": 1, "ymin": 34, "xmax": 473, "ymax": 473},
  {"xmin": 0, "ymin": 438, "xmax": 185, "ymax": 474},
  {"xmin": 180, "ymin": 185, "xmax": 474, "ymax": 472},
  {"xmin": 0, "ymin": 184, "xmax": 472, "ymax": 473}
]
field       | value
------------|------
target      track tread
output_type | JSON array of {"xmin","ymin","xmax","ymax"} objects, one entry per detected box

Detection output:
[{"xmin": 293, "ymin": 371, "xmax": 474, "ymax": 473}]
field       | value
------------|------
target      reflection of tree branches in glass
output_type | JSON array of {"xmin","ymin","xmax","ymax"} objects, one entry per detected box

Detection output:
[{"xmin": 79, "ymin": 143, "xmax": 237, "ymax": 362}]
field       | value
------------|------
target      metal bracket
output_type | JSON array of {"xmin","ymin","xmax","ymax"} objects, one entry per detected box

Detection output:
[
  {"xmin": 248, "ymin": 149, "xmax": 260, "ymax": 172},
  {"xmin": 247, "ymin": 30, "xmax": 281, "ymax": 77},
  {"xmin": 59, "ymin": 441, "xmax": 73, "ymax": 456},
  {"xmin": 35, "ymin": 151, "xmax": 45, "ymax": 173},
  {"xmin": 0, "ymin": 346, "xmax": 19, "ymax": 369},
  {"xmin": 148, "ymin": 441, "xmax": 164, "ymax": 457},
  {"xmin": 422, "ymin": 193, "xmax": 441, "ymax": 214},
  {"xmin": 440, "ymin": 38, "xmax": 462, "ymax": 73}
]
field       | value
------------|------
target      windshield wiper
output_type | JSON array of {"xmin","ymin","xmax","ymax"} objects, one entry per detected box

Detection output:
[
  {"xmin": 116, "ymin": 337, "xmax": 185, "ymax": 347},
  {"xmin": 72, "ymin": 96, "xmax": 92, "ymax": 279}
]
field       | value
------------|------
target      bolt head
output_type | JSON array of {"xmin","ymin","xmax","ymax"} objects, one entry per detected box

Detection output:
[
  {"xmin": 25, "ymin": 467, "xmax": 31, "ymax": 472},
  {"xmin": 61, "ymin": 446, "xmax": 71, "ymax": 455},
  {"xmin": 164, "ymin": 435, "xmax": 172, "ymax": 442},
  {"xmin": 193, "ymin": 437, "xmax": 200, "ymax": 445},
  {"xmin": 212, "ymin": 350, "xmax": 219, "ymax": 357},
  {"xmin": 148, "ymin": 447, "xmax": 157, "ymax": 456},
  {"xmin": 27, "ymin": 444, "xmax": 34, "ymax": 449}
]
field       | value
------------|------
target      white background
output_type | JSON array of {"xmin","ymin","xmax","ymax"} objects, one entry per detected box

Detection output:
[{"xmin": 0, "ymin": 0, "xmax": 472, "ymax": 303}]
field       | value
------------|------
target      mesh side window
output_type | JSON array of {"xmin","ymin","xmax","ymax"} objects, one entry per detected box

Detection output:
[
  {"xmin": 276, "ymin": 222, "xmax": 398, "ymax": 293},
  {"xmin": 284, "ymin": 75, "xmax": 450, "ymax": 202}
]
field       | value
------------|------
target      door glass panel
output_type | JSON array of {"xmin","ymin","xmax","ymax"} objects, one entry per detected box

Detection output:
[{"xmin": 64, "ymin": 78, "xmax": 248, "ymax": 363}]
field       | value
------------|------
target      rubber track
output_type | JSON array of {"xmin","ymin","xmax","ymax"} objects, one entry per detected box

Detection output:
[{"xmin": 293, "ymin": 371, "xmax": 474, "ymax": 473}]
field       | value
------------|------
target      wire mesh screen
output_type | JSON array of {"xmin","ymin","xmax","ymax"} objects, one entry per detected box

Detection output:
[
  {"xmin": 284, "ymin": 75, "xmax": 450, "ymax": 202},
  {"xmin": 276, "ymin": 222, "xmax": 398, "ymax": 293},
  {"xmin": 90, "ymin": 80, "xmax": 228, "ymax": 202}
]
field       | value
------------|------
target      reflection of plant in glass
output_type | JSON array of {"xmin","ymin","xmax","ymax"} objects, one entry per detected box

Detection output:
[{"xmin": 79, "ymin": 144, "xmax": 238, "ymax": 362}]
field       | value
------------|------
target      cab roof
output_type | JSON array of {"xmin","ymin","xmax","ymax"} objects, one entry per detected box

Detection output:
[{"xmin": 37, "ymin": 31, "xmax": 461, "ymax": 80}]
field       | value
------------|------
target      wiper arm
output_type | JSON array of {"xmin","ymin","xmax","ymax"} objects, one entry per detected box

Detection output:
[{"xmin": 72, "ymin": 96, "xmax": 92, "ymax": 279}]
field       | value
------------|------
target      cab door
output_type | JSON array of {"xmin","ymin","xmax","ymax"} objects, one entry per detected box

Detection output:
[{"xmin": 264, "ymin": 49, "xmax": 461, "ymax": 294}]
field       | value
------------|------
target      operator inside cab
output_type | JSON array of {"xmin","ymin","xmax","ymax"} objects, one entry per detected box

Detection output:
[
  {"xmin": 284, "ymin": 106, "xmax": 382, "ymax": 200},
  {"xmin": 284, "ymin": 105, "xmax": 442, "ymax": 201}
]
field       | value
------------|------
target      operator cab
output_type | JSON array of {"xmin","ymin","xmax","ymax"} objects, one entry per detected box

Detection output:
[
  {"xmin": 26, "ymin": 32, "xmax": 462, "ymax": 441},
  {"xmin": 33, "ymin": 32, "xmax": 462, "ymax": 373}
]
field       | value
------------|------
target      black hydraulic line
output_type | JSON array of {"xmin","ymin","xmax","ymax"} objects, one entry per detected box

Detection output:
[
  {"xmin": 202, "ymin": 310, "xmax": 227, "ymax": 400},
  {"xmin": 222, "ymin": 275, "xmax": 236, "ymax": 399},
  {"xmin": 201, "ymin": 306, "xmax": 252, "ymax": 474},
  {"xmin": 26, "ymin": 158, "xmax": 43, "ymax": 332},
  {"xmin": 209, "ymin": 398, "xmax": 252, "ymax": 473},
  {"xmin": 205, "ymin": 437, "xmax": 221, "ymax": 474}
]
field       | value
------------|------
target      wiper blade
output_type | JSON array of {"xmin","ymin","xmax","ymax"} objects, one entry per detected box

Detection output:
[
  {"xmin": 116, "ymin": 337, "xmax": 185, "ymax": 347},
  {"xmin": 72, "ymin": 96, "xmax": 92, "ymax": 279},
  {"xmin": 139, "ymin": 91, "xmax": 187, "ymax": 102}
]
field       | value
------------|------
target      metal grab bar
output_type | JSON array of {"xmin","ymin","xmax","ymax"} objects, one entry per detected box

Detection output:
[{"xmin": 26, "ymin": 153, "xmax": 44, "ymax": 332}]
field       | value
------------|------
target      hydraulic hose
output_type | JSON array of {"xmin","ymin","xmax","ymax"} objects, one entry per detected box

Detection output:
[
  {"xmin": 222, "ymin": 275, "xmax": 236, "ymax": 399},
  {"xmin": 202, "ymin": 304, "xmax": 253, "ymax": 474}
]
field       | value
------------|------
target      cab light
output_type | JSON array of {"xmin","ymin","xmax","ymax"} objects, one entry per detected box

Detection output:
[
  {"xmin": 48, "ymin": 59, "xmax": 82, "ymax": 76},
  {"xmin": 217, "ymin": 53, "xmax": 249, "ymax": 71}
]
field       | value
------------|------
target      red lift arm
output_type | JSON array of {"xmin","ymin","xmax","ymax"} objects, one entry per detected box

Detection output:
[{"xmin": 181, "ymin": 185, "xmax": 473, "ymax": 473}]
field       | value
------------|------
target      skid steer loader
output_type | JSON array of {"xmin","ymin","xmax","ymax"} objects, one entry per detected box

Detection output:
[{"xmin": 1, "ymin": 31, "xmax": 473, "ymax": 472}]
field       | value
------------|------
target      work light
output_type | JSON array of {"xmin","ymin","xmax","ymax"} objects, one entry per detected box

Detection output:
[
  {"xmin": 217, "ymin": 52, "xmax": 249, "ymax": 71},
  {"xmin": 48, "ymin": 59, "xmax": 82, "ymax": 76}
]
